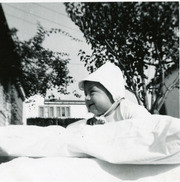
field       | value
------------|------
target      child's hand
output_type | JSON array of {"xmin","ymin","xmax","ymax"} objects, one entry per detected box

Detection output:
[{"xmin": 87, "ymin": 117, "xmax": 105, "ymax": 125}]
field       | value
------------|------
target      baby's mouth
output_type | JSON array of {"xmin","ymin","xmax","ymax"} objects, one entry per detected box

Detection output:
[{"xmin": 89, "ymin": 103, "xmax": 95, "ymax": 108}]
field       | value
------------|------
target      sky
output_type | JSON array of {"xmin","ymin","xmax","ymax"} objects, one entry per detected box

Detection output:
[
  {"xmin": 1, "ymin": 2, "xmax": 92, "ymax": 120},
  {"xmin": 2, "ymin": 3, "xmax": 91, "ymax": 80}
]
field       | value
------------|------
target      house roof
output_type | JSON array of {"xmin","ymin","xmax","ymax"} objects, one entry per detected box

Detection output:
[{"xmin": 44, "ymin": 99, "xmax": 85, "ymax": 105}]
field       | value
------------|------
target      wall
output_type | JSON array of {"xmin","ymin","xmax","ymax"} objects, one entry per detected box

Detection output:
[
  {"xmin": 164, "ymin": 69, "xmax": 179, "ymax": 118},
  {"xmin": 11, "ymin": 84, "xmax": 24, "ymax": 124},
  {"xmin": 0, "ymin": 84, "xmax": 11, "ymax": 126},
  {"xmin": 0, "ymin": 82, "xmax": 24, "ymax": 126},
  {"xmin": 71, "ymin": 104, "xmax": 91, "ymax": 118}
]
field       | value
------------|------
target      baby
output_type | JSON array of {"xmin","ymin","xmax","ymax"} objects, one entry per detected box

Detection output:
[{"xmin": 69, "ymin": 61, "xmax": 151, "ymax": 127}]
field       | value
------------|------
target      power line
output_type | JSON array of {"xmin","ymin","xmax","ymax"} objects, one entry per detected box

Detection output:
[
  {"xmin": 4, "ymin": 16, "xmax": 88, "ymax": 66},
  {"xmin": 5, "ymin": 13, "xmax": 73, "ymax": 38},
  {"xmin": 6, "ymin": 4, "xmax": 81, "ymax": 33},
  {"xmin": 33, "ymin": 3, "xmax": 67, "ymax": 18},
  {"xmin": 5, "ymin": 13, "xmax": 37, "ymax": 27},
  {"xmin": 6, "ymin": 12, "xmax": 79, "ymax": 36},
  {"xmin": 4, "ymin": 4, "xmax": 84, "ymax": 42}
]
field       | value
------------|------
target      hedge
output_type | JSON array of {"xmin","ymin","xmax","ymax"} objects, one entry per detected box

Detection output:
[{"xmin": 27, "ymin": 117, "xmax": 84, "ymax": 127}]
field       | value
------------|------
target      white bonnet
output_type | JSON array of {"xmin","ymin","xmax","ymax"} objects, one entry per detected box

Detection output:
[{"xmin": 79, "ymin": 62, "xmax": 125, "ymax": 102}]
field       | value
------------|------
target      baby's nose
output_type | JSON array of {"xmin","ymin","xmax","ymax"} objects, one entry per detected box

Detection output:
[{"xmin": 85, "ymin": 94, "xmax": 91, "ymax": 100}]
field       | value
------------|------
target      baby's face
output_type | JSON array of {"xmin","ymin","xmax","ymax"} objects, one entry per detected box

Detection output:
[{"xmin": 84, "ymin": 81, "xmax": 114, "ymax": 116}]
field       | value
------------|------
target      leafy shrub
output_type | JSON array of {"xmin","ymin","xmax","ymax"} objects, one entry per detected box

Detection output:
[{"xmin": 27, "ymin": 117, "xmax": 83, "ymax": 127}]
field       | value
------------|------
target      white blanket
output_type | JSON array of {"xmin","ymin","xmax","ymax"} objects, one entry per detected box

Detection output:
[
  {"xmin": 66, "ymin": 115, "xmax": 180, "ymax": 164},
  {"xmin": 0, "ymin": 115, "xmax": 180, "ymax": 181},
  {"xmin": 0, "ymin": 157, "xmax": 180, "ymax": 182},
  {"xmin": 0, "ymin": 115, "xmax": 180, "ymax": 164}
]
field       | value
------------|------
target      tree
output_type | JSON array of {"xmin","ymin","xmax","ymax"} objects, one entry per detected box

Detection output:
[
  {"xmin": 65, "ymin": 2, "xmax": 179, "ymax": 113},
  {"xmin": 11, "ymin": 24, "xmax": 74, "ymax": 98}
]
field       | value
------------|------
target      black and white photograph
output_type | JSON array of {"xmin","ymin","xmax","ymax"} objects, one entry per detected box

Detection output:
[{"xmin": 0, "ymin": 1, "xmax": 179, "ymax": 181}]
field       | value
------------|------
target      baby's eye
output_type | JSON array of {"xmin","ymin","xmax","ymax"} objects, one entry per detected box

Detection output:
[{"xmin": 90, "ymin": 90, "xmax": 95, "ymax": 95}]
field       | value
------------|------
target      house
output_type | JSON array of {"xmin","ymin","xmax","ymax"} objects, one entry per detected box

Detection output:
[
  {"xmin": 39, "ymin": 98, "xmax": 90, "ymax": 119},
  {"xmin": 0, "ymin": 4, "xmax": 25, "ymax": 125}
]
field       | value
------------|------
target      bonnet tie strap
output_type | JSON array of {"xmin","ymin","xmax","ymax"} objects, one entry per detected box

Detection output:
[
  {"xmin": 103, "ymin": 97, "xmax": 124, "ymax": 117},
  {"xmin": 86, "ymin": 98, "xmax": 124, "ymax": 125}
]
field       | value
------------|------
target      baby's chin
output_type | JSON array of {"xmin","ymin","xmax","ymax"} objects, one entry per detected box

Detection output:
[
  {"xmin": 90, "ymin": 109, "xmax": 104, "ymax": 116},
  {"xmin": 89, "ymin": 108, "xmax": 100, "ymax": 116},
  {"xmin": 89, "ymin": 105, "xmax": 106, "ymax": 116}
]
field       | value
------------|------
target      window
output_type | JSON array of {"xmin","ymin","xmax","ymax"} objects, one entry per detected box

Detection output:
[
  {"xmin": 49, "ymin": 107, "xmax": 54, "ymax": 117},
  {"xmin": 56, "ymin": 106, "xmax": 71, "ymax": 118},
  {"xmin": 56, "ymin": 107, "xmax": 61, "ymax": 117},
  {"xmin": 66, "ymin": 107, "xmax": 70, "ymax": 117},
  {"xmin": 44, "ymin": 107, "xmax": 49, "ymax": 118},
  {"xmin": 39, "ymin": 107, "xmax": 44, "ymax": 117},
  {"xmin": 61, "ymin": 107, "xmax": 65, "ymax": 117},
  {"xmin": 39, "ymin": 106, "xmax": 71, "ymax": 118}
]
